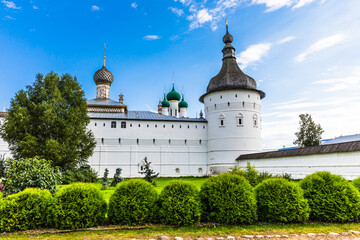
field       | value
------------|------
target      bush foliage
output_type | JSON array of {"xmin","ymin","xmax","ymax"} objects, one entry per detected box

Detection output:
[
  {"xmin": 0, "ymin": 188, "xmax": 53, "ymax": 232},
  {"xmin": 61, "ymin": 166, "xmax": 98, "ymax": 184},
  {"xmin": 300, "ymin": 171, "xmax": 360, "ymax": 222},
  {"xmin": 157, "ymin": 180, "xmax": 201, "ymax": 226},
  {"xmin": 352, "ymin": 177, "xmax": 360, "ymax": 191},
  {"xmin": 108, "ymin": 179, "xmax": 157, "ymax": 225},
  {"xmin": 255, "ymin": 178, "xmax": 309, "ymax": 223},
  {"xmin": 200, "ymin": 173, "xmax": 257, "ymax": 224},
  {"xmin": 5, "ymin": 158, "xmax": 59, "ymax": 195},
  {"xmin": 52, "ymin": 183, "xmax": 107, "ymax": 229},
  {"xmin": 230, "ymin": 161, "xmax": 292, "ymax": 187}
]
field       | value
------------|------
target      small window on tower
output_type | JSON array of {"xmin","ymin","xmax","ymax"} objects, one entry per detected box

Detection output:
[
  {"xmin": 253, "ymin": 114, "xmax": 259, "ymax": 127},
  {"xmin": 237, "ymin": 113, "xmax": 244, "ymax": 127},
  {"xmin": 121, "ymin": 121, "xmax": 126, "ymax": 128},
  {"xmin": 155, "ymin": 124, "xmax": 157, "ymax": 128},
  {"xmin": 95, "ymin": 123, "xmax": 97, "ymax": 126},
  {"xmin": 219, "ymin": 114, "xmax": 225, "ymax": 127},
  {"xmin": 111, "ymin": 121, "xmax": 116, "ymax": 128}
]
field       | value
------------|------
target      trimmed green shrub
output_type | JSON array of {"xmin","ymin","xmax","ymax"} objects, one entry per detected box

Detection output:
[
  {"xmin": 352, "ymin": 177, "xmax": 360, "ymax": 191},
  {"xmin": 200, "ymin": 173, "xmax": 257, "ymax": 224},
  {"xmin": 108, "ymin": 179, "xmax": 157, "ymax": 225},
  {"xmin": 158, "ymin": 180, "xmax": 201, "ymax": 226},
  {"xmin": 0, "ymin": 188, "xmax": 53, "ymax": 232},
  {"xmin": 255, "ymin": 178, "xmax": 309, "ymax": 223},
  {"xmin": 61, "ymin": 166, "xmax": 98, "ymax": 184},
  {"xmin": 300, "ymin": 171, "xmax": 360, "ymax": 222},
  {"xmin": 52, "ymin": 183, "xmax": 107, "ymax": 229},
  {"xmin": 5, "ymin": 158, "xmax": 59, "ymax": 195}
]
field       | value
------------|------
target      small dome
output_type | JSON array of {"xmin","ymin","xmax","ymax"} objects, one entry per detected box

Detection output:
[
  {"xmin": 94, "ymin": 66, "xmax": 114, "ymax": 85},
  {"xmin": 161, "ymin": 93, "xmax": 170, "ymax": 108},
  {"xmin": 166, "ymin": 86, "xmax": 181, "ymax": 101},
  {"xmin": 178, "ymin": 94, "xmax": 188, "ymax": 108}
]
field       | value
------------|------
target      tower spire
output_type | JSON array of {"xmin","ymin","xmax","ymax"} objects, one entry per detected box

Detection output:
[
  {"xmin": 2, "ymin": 101, "xmax": 5, "ymax": 112},
  {"xmin": 103, "ymin": 43, "xmax": 106, "ymax": 67},
  {"xmin": 226, "ymin": 19, "xmax": 228, "ymax": 32},
  {"xmin": 172, "ymin": 72, "xmax": 175, "ymax": 89}
]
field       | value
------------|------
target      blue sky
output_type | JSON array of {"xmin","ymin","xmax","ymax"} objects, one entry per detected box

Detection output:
[{"xmin": 1, "ymin": 0, "xmax": 359, "ymax": 150}]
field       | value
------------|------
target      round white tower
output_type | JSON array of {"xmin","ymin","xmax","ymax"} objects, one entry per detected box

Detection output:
[{"xmin": 199, "ymin": 22, "xmax": 265, "ymax": 174}]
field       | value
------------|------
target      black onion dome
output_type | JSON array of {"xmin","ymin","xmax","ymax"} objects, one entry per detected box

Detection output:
[
  {"xmin": 199, "ymin": 23, "xmax": 265, "ymax": 103},
  {"xmin": 94, "ymin": 66, "xmax": 114, "ymax": 85},
  {"xmin": 223, "ymin": 29, "xmax": 233, "ymax": 44}
]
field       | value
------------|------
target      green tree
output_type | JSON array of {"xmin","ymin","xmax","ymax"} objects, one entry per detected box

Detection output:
[
  {"xmin": 293, "ymin": 113, "xmax": 324, "ymax": 147},
  {"xmin": 0, "ymin": 72, "xmax": 96, "ymax": 170}
]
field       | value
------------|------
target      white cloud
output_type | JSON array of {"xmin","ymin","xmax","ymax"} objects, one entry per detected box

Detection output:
[
  {"xmin": 313, "ymin": 67, "xmax": 360, "ymax": 92},
  {"xmin": 91, "ymin": 5, "xmax": 100, "ymax": 11},
  {"xmin": 143, "ymin": 35, "xmax": 161, "ymax": 40},
  {"xmin": 276, "ymin": 36, "xmax": 295, "ymax": 44},
  {"xmin": 131, "ymin": 2, "xmax": 138, "ymax": 9},
  {"xmin": 32, "ymin": 5, "xmax": 38, "ymax": 10},
  {"xmin": 295, "ymin": 34, "xmax": 346, "ymax": 63},
  {"xmin": 251, "ymin": 0, "xmax": 324, "ymax": 12},
  {"xmin": 4, "ymin": 15, "xmax": 15, "ymax": 20},
  {"xmin": 169, "ymin": 7, "xmax": 184, "ymax": 16},
  {"xmin": 1, "ymin": 0, "xmax": 20, "ymax": 9},
  {"xmin": 236, "ymin": 36, "xmax": 294, "ymax": 69},
  {"xmin": 237, "ymin": 43, "xmax": 272, "ymax": 69},
  {"xmin": 251, "ymin": 0, "xmax": 293, "ymax": 12}
]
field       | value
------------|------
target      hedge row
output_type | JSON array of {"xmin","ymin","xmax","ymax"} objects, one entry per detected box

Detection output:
[{"xmin": 1, "ymin": 172, "xmax": 360, "ymax": 232}]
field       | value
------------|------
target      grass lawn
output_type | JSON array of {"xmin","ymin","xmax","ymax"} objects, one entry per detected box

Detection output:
[{"xmin": 2, "ymin": 223, "xmax": 360, "ymax": 239}]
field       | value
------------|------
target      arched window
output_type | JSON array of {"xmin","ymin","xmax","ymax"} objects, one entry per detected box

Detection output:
[
  {"xmin": 121, "ymin": 121, "xmax": 126, "ymax": 128},
  {"xmin": 219, "ymin": 113, "xmax": 225, "ymax": 127},
  {"xmin": 95, "ymin": 123, "xmax": 97, "ymax": 126},
  {"xmin": 101, "ymin": 138, "xmax": 104, "ymax": 144},
  {"xmin": 253, "ymin": 114, "xmax": 258, "ymax": 127},
  {"xmin": 111, "ymin": 121, "xmax": 116, "ymax": 128},
  {"xmin": 153, "ymin": 138, "xmax": 155, "ymax": 145},
  {"xmin": 237, "ymin": 113, "xmax": 244, "ymax": 126},
  {"xmin": 137, "ymin": 138, "xmax": 139, "ymax": 145}
]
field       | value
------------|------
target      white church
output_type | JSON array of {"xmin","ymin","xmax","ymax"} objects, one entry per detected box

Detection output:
[
  {"xmin": 87, "ymin": 24, "xmax": 265, "ymax": 177},
  {"xmin": 1, "ymin": 24, "xmax": 360, "ymax": 179}
]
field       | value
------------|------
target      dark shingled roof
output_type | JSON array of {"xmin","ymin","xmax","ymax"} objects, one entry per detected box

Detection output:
[
  {"xmin": 236, "ymin": 140, "xmax": 360, "ymax": 160},
  {"xmin": 199, "ymin": 26, "xmax": 265, "ymax": 103}
]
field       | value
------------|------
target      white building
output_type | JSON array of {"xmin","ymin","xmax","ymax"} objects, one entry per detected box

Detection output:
[{"xmin": 86, "ymin": 24, "xmax": 265, "ymax": 177}]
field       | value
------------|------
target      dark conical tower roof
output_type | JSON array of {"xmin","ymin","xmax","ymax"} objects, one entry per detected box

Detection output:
[{"xmin": 199, "ymin": 21, "xmax": 265, "ymax": 103}]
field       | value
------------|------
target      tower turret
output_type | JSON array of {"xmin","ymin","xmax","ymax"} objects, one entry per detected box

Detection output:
[
  {"xmin": 94, "ymin": 44, "xmax": 114, "ymax": 99},
  {"xmin": 200, "ymin": 20, "xmax": 265, "ymax": 174}
]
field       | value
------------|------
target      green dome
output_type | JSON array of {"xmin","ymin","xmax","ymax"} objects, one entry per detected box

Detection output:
[
  {"xmin": 166, "ymin": 85, "xmax": 181, "ymax": 101},
  {"xmin": 161, "ymin": 93, "xmax": 170, "ymax": 108},
  {"xmin": 178, "ymin": 94, "xmax": 188, "ymax": 108}
]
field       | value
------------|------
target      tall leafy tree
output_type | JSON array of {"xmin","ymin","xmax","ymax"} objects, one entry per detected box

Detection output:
[
  {"xmin": 293, "ymin": 113, "xmax": 324, "ymax": 147},
  {"xmin": 0, "ymin": 72, "xmax": 96, "ymax": 170}
]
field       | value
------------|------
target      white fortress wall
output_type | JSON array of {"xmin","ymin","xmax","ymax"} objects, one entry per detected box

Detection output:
[
  {"xmin": 88, "ymin": 119, "xmax": 208, "ymax": 177},
  {"xmin": 238, "ymin": 151, "xmax": 360, "ymax": 180}
]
